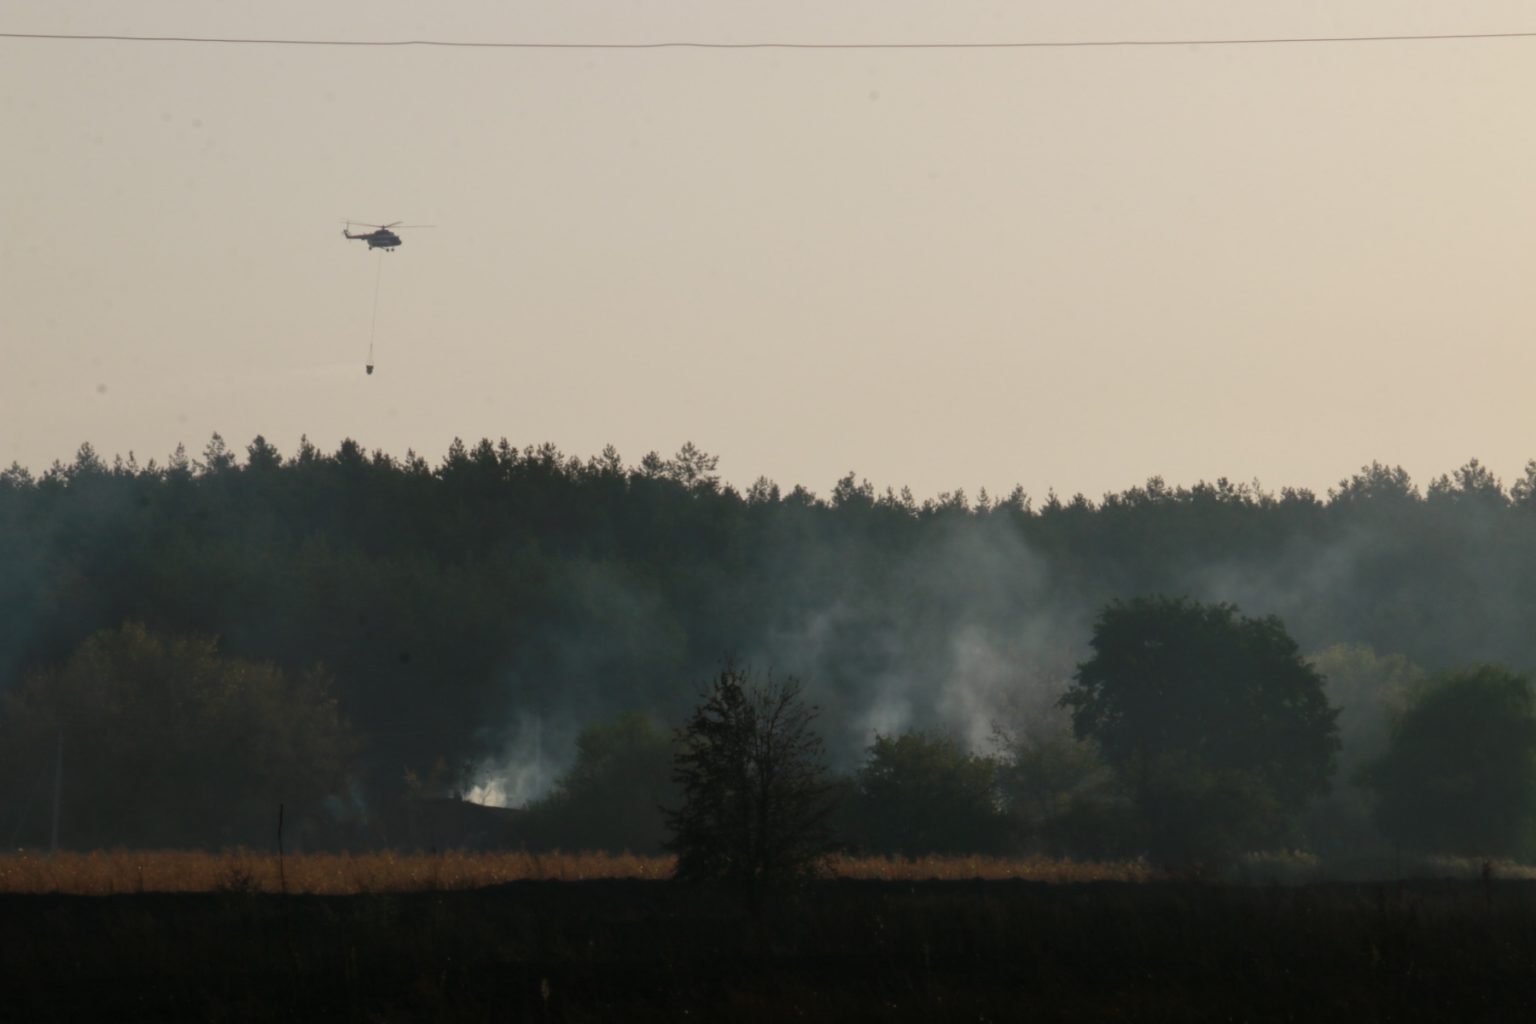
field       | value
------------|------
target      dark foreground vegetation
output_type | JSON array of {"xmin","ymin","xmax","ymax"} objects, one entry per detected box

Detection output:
[{"xmin": 6, "ymin": 879, "xmax": 1535, "ymax": 1022}]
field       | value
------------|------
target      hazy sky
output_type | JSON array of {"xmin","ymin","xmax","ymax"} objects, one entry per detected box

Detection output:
[{"xmin": 4, "ymin": 1, "xmax": 1535, "ymax": 501}]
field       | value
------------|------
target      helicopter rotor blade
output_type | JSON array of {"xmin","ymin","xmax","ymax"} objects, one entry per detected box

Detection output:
[{"xmin": 337, "ymin": 219, "xmax": 431, "ymax": 231}]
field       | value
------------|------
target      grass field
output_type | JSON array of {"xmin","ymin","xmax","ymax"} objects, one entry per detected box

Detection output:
[
  {"xmin": 0, "ymin": 849, "xmax": 1155, "ymax": 894},
  {"xmin": 6, "ymin": 874, "xmax": 1536, "ymax": 1021}
]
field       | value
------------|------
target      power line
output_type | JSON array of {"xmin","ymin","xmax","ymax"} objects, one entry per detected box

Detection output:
[{"xmin": 3, "ymin": 29, "xmax": 1536, "ymax": 50}]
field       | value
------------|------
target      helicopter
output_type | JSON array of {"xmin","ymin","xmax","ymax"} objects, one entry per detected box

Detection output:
[{"xmin": 341, "ymin": 220, "xmax": 432, "ymax": 251}]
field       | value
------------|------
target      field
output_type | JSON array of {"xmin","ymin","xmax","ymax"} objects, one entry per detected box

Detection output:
[
  {"xmin": 0, "ymin": 849, "xmax": 1153, "ymax": 894},
  {"xmin": 7, "ymin": 847, "xmax": 1533, "ymax": 895},
  {"xmin": 6, "ymin": 851, "xmax": 1536, "ymax": 1020}
]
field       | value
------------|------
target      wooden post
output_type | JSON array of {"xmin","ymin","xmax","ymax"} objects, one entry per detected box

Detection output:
[
  {"xmin": 49, "ymin": 730, "xmax": 63, "ymax": 855},
  {"xmin": 278, "ymin": 803, "xmax": 286, "ymax": 894}
]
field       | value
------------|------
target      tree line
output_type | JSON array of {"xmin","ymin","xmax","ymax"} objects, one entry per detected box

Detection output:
[
  {"xmin": 4, "ymin": 436, "xmax": 1536, "ymax": 861},
  {"xmin": 602, "ymin": 603, "xmax": 1536, "ymax": 878}
]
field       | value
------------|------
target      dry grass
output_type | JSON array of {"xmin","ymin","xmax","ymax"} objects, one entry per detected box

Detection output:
[
  {"xmin": 0, "ymin": 849, "xmax": 1153, "ymax": 894},
  {"xmin": 1425, "ymin": 855, "xmax": 1536, "ymax": 881},
  {"xmin": 824, "ymin": 853, "xmax": 1154, "ymax": 883},
  {"xmin": 0, "ymin": 849, "xmax": 674, "ymax": 895}
]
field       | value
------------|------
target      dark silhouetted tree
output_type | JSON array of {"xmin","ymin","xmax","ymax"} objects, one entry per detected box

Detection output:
[
  {"xmin": 666, "ymin": 664, "xmax": 836, "ymax": 892},
  {"xmin": 1062, "ymin": 597, "xmax": 1339, "ymax": 865},
  {"xmin": 1364, "ymin": 665, "xmax": 1536, "ymax": 859},
  {"xmin": 849, "ymin": 731, "xmax": 1008, "ymax": 856}
]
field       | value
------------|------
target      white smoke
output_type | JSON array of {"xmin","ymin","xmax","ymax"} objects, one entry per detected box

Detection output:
[{"xmin": 464, "ymin": 712, "xmax": 569, "ymax": 808}]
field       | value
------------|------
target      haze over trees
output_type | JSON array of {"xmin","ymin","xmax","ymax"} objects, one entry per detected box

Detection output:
[
  {"xmin": 1302, "ymin": 644, "xmax": 1425, "ymax": 857},
  {"xmin": 0, "ymin": 622, "xmax": 348, "ymax": 849},
  {"xmin": 518, "ymin": 711, "xmax": 676, "ymax": 854},
  {"xmin": 3, "ymin": 436, "xmax": 1536, "ymax": 859}
]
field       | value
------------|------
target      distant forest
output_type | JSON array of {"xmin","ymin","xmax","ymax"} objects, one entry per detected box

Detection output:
[{"xmin": 3, "ymin": 436, "xmax": 1536, "ymax": 853}]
